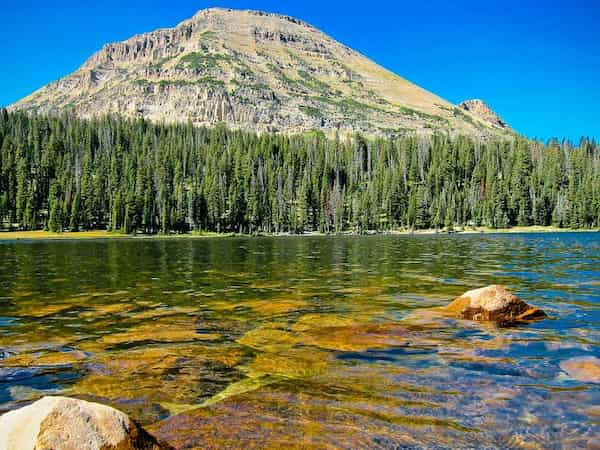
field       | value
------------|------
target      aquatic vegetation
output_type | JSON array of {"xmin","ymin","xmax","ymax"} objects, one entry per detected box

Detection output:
[
  {"xmin": 299, "ymin": 322, "xmax": 413, "ymax": 352},
  {"xmin": 79, "ymin": 303, "xmax": 137, "ymax": 317},
  {"xmin": 291, "ymin": 313, "xmax": 359, "ymax": 332},
  {"xmin": 99, "ymin": 321, "xmax": 219, "ymax": 345},
  {"xmin": 249, "ymin": 347, "xmax": 331, "ymax": 378},
  {"xmin": 241, "ymin": 299, "xmax": 309, "ymax": 315},
  {"xmin": 149, "ymin": 381, "xmax": 479, "ymax": 449},
  {"xmin": 125, "ymin": 306, "xmax": 199, "ymax": 320},
  {"xmin": 0, "ymin": 234, "xmax": 599, "ymax": 446},
  {"xmin": 237, "ymin": 325, "xmax": 299, "ymax": 352},
  {"xmin": 14, "ymin": 303, "xmax": 73, "ymax": 318},
  {"xmin": 200, "ymin": 374, "xmax": 284, "ymax": 408},
  {"xmin": 214, "ymin": 298, "xmax": 308, "ymax": 316},
  {"xmin": 0, "ymin": 329, "xmax": 86, "ymax": 354},
  {"xmin": 68, "ymin": 344, "xmax": 246, "ymax": 423},
  {"xmin": 0, "ymin": 350, "xmax": 87, "ymax": 367},
  {"xmin": 337, "ymin": 285, "xmax": 387, "ymax": 297}
]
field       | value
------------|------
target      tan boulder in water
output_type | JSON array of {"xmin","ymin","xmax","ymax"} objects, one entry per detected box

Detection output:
[
  {"xmin": 442, "ymin": 285, "xmax": 546, "ymax": 325},
  {"xmin": 560, "ymin": 357, "xmax": 600, "ymax": 383},
  {"xmin": 0, "ymin": 396, "xmax": 166, "ymax": 450}
]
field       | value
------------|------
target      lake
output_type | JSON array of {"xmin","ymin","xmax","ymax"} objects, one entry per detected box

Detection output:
[{"xmin": 0, "ymin": 233, "xmax": 598, "ymax": 448}]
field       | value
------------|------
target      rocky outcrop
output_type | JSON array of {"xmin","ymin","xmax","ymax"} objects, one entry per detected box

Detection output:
[
  {"xmin": 0, "ymin": 396, "xmax": 166, "ymax": 450},
  {"xmin": 9, "ymin": 8, "xmax": 509, "ymax": 139},
  {"xmin": 442, "ymin": 285, "xmax": 546, "ymax": 325},
  {"xmin": 560, "ymin": 357, "xmax": 600, "ymax": 383},
  {"xmin": 459, "ymin": 99, "xmax": 510, "ymax": 129}
]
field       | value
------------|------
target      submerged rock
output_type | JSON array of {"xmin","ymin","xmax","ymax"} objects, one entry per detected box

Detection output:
[
  {"xmin": 100, "ymin": 321, "xmax": 219, "ymax": 345},
  {"xmin": 560, "ymin": 357, "xmax": 600, "ymax": 383},
  {"xmin": 0, "ymin": 396, "xmax": 166, "ymax": 450},
  {"xmin": 442, "ymin": 285, "xmax": 546, "ymax": 325}
]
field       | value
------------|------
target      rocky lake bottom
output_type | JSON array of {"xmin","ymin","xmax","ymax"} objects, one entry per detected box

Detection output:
[{"xmin": 0, "ymin": 233, "xmax": 598, "ymax": 449}]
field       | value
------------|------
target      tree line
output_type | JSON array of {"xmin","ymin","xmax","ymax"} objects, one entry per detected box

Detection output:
[{"xmin": 0, "ymin": 110, "xmax": 598, "ymax": 234}]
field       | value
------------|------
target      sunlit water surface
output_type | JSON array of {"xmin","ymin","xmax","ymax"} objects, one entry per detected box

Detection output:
[{"xmin": 0, "ymin": 233, "xmax": 598, "ymax": 448}]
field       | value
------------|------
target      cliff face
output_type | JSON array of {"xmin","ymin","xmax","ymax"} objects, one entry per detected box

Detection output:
[
  {"xmin": 459, "ymin": 99, "xmax": 511, "ymax": 130},
  {"xmin": 10, "ymin": 8, "xmax": 512, "ymax": 138}
]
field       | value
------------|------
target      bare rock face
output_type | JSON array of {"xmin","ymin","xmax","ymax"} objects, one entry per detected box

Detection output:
[
  {"xmin": 443, "ymin": 285, "xmax": 546, "ymax": 325},
  {"xmin": 0, "ymin": 396, "xmax": 166, "ymax": 450},
  {"xmin": 9, "ymin": 7, "xmax": 511, "ymax": 139},
  {"xmin": 560, "ymin": 357, "xmax": 600, "ymax": 383},
  {"xmin": 459, "ymin": 99, "xmax": 510, "ymax": 130}
]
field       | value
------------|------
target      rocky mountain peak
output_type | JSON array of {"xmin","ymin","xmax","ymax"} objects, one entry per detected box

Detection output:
[
  {"xmin": 10, "ymin": 8, "xmax": 513, "ymax": 138},
  {"xmin": 192, "ymin": 7, "xmax": 315, "ymax": 30},
  {"xmin": 459, "ymin": 99, "xmax": 510, "ymax": 130}
]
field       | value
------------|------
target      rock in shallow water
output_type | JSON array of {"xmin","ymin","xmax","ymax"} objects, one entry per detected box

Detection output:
[
  {"xmin": 560, "ymin": 357, "xmax": 600, "ymax": 383},
  {"xmin": 442, "ymin": 285, "xmax": 546, "ymax": 325},
  {"xmin": 0, "ymin": 396, "xmax": 167, "ymax": 450}
]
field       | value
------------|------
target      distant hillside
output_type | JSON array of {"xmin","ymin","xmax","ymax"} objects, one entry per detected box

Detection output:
[{"xmin": 10, "ymin": 8, "xmax": 512, "ymax": 138}]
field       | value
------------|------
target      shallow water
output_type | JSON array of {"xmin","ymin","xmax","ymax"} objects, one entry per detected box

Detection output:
[{"xmin": 0, "ymin": 233, "xmax": 598, "ymax": 448}]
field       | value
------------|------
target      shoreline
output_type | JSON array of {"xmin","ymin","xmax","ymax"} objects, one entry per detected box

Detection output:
[{"xmin": 0, "ymin": 226, "xmax": 597, "ymax": 241}]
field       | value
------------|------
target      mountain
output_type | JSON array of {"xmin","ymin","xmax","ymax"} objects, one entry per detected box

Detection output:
[
  {"xmin": 459, "ymin": 99, "xmax": 511, "ymax": 130},
  {"xmin": 9, "ymin": 8, "xmax": 512, "ymax": 138}
]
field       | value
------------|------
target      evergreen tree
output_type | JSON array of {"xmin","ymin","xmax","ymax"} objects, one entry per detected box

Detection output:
[{"xmin": 0, "ymin": 111, "xmax": 597, "ymax": 234}]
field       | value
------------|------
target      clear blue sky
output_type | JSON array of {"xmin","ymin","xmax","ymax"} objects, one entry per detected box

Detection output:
[{"xmin": 1, "ymin": 0, "xmax": 599, "ymax": 142}]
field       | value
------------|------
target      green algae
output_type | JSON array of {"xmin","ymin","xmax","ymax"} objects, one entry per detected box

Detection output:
[
  {"xmin": 200, "ymin": 374, "xmax": 285, "ymax": 407},
  {"xmin": 1, "ymin": 234, "xmax": 598, "ymax": 448},
  {"xmin": 237, "ymin": 325, "xmax": 299, "ymax": 352}
]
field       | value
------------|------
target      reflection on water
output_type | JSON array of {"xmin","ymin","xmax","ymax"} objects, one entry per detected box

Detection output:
[{"xmin": 0, "ymin": 233, "xmax": 599, "ymax": 448}]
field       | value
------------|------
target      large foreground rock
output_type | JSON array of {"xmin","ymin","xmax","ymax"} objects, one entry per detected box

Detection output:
[
  {"xmin": 0, "ymin": 396, "xmax": 166, "ymax": 450},
  {"xmin": 442, "ymin": 285, "xmax": 546, "ymax": 325}
]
